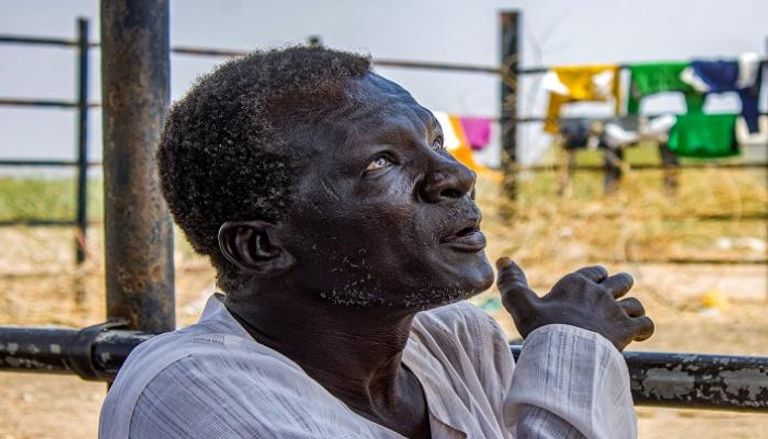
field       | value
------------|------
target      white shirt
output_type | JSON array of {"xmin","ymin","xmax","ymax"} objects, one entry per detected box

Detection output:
[{"xmin": 99, "ymin": 294, "xmax": 636, "ymax": 438}]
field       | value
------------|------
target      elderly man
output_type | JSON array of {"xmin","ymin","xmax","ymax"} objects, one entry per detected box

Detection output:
[{"xmin": 99, "ymin": 47, "xmax": 653, "ymax": 439}]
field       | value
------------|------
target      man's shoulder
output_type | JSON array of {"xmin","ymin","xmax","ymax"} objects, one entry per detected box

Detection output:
[{"xmin": 100, "ymin": 322, "xmax": 313, "ymax": 438}]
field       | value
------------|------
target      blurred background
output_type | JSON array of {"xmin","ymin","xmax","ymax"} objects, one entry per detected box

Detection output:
[{"xmin": 1, "ymin": 0, "xmax": 767, "ymax": 437}]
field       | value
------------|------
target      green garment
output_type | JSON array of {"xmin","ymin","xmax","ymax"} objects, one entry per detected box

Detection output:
[
  {"xmin": 626, "ymin": 62, "xmax": 706, "ymax": 114},
  {"xmin": 667, "ymin": 113, "xmax": 738, "ymax": 158}
]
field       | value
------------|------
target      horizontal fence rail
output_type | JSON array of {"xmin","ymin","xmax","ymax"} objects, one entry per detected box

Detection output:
[
  {"xmin": 0, "ymin": 159, "xmax": 101, "ymax": 167},
  {"xmin": 524, "ymin": 163, "xmax": 768, "ymax": 172},
  {"xmin": 1, "ymin": 327, "xmax": 766, "ymax": 411}
]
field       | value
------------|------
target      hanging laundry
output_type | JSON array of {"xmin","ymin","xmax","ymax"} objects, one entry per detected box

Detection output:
[
  {"xmin": 542, "ymin": 64, "xmax": 621, "ymax": 133},
  {"xmin": 737, "ymin": 53, "xmax": 761, "ymax": 89},
  {"xmin": 602, "ymin": 122, "xmax": 639, "ymax": 150},
  {"xmin": 626, "ymin": 62, "xmax": 706, "ymax": 115},
  {"xmin": 458, "ymin": 116, "xmax": 492, "ymax": 150},
  {"xmin": 559, "ymin": 119, "xmax": 592, "ymax": 150},
  {"xmin": 679, "ymin": 55, "xmax": 764, "ymax": 133},
  {"xmin": 599, "ymin": 115, "xmax": 676, "ymax": 149},
  {"xmin": 433, "ymin": 111, "xmax": 482, "ymax": 171},
  {"xmin": 736, "ymin": 116, "xmax": 768, "ymax": 145},
  {"xmin": 667, "ymin": 113, "xmax": 739, "ymax": 158}
]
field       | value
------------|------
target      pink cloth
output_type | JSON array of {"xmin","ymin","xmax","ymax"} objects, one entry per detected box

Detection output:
[{"xmin": 459, "ymin": 117, "xmax": 492, "ymax": 150}]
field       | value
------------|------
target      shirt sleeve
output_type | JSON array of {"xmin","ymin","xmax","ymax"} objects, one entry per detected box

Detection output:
[{"xmin": 505, "ymin": 324, "xmax": 637, "ymax": 439}]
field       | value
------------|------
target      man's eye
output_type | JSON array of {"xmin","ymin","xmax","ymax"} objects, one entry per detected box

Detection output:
[
  {"xmin": 432, "ymin": 137, "xmax": 445, "ymax": 150},
  {"xmin": 365, "ymin": 156, "xmax": 393, "ymax": 172}
]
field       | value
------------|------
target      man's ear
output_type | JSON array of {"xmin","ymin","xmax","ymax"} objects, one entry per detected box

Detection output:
[{"xmin": 218, "ymin": 220, "xmax": 295, "ymax": 277}]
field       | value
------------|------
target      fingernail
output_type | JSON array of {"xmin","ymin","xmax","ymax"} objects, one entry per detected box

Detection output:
[{"xmin": 495, "ymin": 257, "xmax": 512, "ymax": 269}]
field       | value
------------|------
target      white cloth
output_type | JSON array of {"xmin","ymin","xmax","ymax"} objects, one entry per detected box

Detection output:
[
  {"xmin": 603, "ymin": 123, "xmax": 640, "ymax": 149},
  {"xmin": 737, "ymin": 52, "xmax": 760, "ymax": 89},
  {"xmin": 679, "ymin": 66, "xmax": 711, "ymax": 93},
  {"xmin": 602, "ymin": 114, "xmax": 676, "ymax": 149},
  {"xmin": 99, "ymin": 294, "xmax": 637, "ymax": 439},
  {"xmin": 433, "ymin": 111, "xmax": 463, "ymax": 152},
  {"xmin": 736, "ymin": 116, "xmax": 768, "ymax": 145}
]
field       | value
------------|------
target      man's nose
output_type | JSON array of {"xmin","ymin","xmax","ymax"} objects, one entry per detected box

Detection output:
[{"xmin": 419, "ymin": 157, "xmax": 476, "ymax": 203}]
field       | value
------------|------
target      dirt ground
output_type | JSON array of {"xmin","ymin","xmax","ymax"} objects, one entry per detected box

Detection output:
[{"xmin": 2, "ymin": 210, "xmax": 768, "ymax": 437}]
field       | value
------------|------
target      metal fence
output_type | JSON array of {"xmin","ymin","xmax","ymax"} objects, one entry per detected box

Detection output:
[
  {"xmin": 0, "ymin": 5, "xmax": 767, "ymax": 413},
  {"xmin": 2, "ymin": 17, "xmax": 766, "ymax": 267}
]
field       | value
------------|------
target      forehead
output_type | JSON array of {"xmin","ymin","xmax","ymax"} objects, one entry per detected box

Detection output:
[{"xmin": 336, "ymin": 73, "xmax": 438, "ymax": 137}]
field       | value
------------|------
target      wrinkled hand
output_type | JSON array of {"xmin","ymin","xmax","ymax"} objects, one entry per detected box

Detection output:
[{"xmin": 496, "ymin": 257, "xmax": 654, "ymax": 351}]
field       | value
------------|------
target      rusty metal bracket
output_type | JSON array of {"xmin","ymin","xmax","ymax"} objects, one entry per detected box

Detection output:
[{"xmin": 64, "ymin": 320, "xmax": 128, "ymax": 381}]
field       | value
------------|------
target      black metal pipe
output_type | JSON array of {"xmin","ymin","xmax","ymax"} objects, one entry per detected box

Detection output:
[
  {"xmin": 1, "ymin": 31, "xmax": 765, "ymax": 77},
  {"xmin": 101, "ymin": 0, "xmax": 175, "ymax": 332},
  {"xmin": 0, "ymin": 98, "xmax": 78, "ymax": 108},
  {"xmin": 0, "ymin": 35, "xmax": 78, "ymax": 47},
  {"xmin": 0, "ymin": 159, "xmax": 77, "ymax": 166},
  {"xmin": 374, "ymin": 59, "xmax": 500, "ymax": 74},
  {"xmin": 509, "ymin": 346, "xmax": 768, "ymax": 411},
  {"xmin": 0, "ymin": 219, "xmax": 77, "ymax": 227},
  {"xmin": 75, "ymin": 17, "xmax": 90, "ymax": 265},
  {"xmin": 525, "ymin": 163, "xmax": 768, "ymax": 172},
  {"xmin": 0, "ymin": 159, "xmax": 101, "ymax": 167},
  {"xmin": 0, "ymin": 327, "xmax": 766, "ymax": 411},
  {"xmin": 624, "ymin": 350, "xmax": 768, "ymax": 410},
  {"xmin": 0, "ymin": 327, "xmax": 153, "ymax": 380},
  {"xmin": 171, "ymin": 45, "xmax": 247, "ymax": 58},
  {"xmin": 503, "ymin": 112, "xmax": 768, "ymax": 124},
  {"xmin": 500, "ymin": 11, "xmax": 520, "ymax": 200}
]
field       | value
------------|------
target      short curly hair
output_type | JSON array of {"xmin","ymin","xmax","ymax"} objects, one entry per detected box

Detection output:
[{"xmin": 158, "ymin": 46, "xmax": 371, "ymax": 292}]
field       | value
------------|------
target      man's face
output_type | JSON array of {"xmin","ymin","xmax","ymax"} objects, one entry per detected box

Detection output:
[{"xmin": 279, "ymin": 73, "xmax": 494, "ymax": 309}]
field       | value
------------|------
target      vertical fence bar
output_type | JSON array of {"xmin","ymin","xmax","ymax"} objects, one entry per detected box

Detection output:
[
  {"xmin": 75, "ymin": 17, "xmax": 89, "ymax": 265},
  {"xmin": 101, "ymin": 0, "xmax": 175, "ymax": 332},
  {"xmin": 500, "ymin": 11, "xmax": 520, "ymax": 200}
]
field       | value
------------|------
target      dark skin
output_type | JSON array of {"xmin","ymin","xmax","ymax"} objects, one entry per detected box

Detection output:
[{"xmin": 219, "ymin": 73, "xmax": 654, "ymax": 439}]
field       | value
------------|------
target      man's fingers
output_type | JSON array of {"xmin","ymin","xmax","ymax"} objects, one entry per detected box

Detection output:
[
  {"xmin": 601, "ymin": 273, "xmax": 634, "ymax": 299},
  {"xmin": 496, "ymin": 258, "xmax": 537, "ymax": 313},
  {"xmin": 496, "ymin": 257, "xmax": 528, "ymax": 288},
  {"xmin": 631, "ymin": 316, "xmax": 655, "ymax": 342},
  {"xmin": 618, "ymin": 297, "xmax": 645, "ymax": 317},
  {"xmin": 574, "ymin": 265, "xmax": 609, "ymax": 283}
]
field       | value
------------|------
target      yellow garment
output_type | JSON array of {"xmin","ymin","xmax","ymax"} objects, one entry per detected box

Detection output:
[
  {"xmin": 544, "ymin": 65, "xmax": 621, "ymax": 133},
  {"xmin": 434, "ymin": 112, "xmax": 483, "ymax": 172}
]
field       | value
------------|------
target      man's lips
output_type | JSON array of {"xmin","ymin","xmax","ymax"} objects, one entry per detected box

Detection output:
[{"xmin": 439, "ymin": 219, "xmax": 486, "ymax": 252}]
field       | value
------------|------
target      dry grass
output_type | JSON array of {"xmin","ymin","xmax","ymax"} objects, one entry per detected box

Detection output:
[{"xmin": 1, "ymin": 150, "xmax": 767, "ymax": 438}]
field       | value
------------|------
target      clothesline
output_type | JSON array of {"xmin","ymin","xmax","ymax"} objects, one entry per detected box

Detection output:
[
  {"xmin": 500, "ymin": 112, "xmax": 768, "ymax": 124},
  {"xmin": 514, "ymin": 59, "xmax": 768, "ymax": 76}
]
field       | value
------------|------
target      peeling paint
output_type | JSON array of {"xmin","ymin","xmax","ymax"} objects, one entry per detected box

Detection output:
[
  {"xmin": 3, "ymin": 356, "xmax": 56, "ymax": 370},
  {"xmin": 643, "ymin": 366, "xmax": 696, "ymax": 399},
  {"xmin": 720, "ymin": 369, "xmax": 768, "ymax": 399}
]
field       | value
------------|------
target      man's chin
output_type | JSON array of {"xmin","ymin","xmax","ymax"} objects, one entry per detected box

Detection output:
[
  {"xmin": 396, "ymin": 281, "xmax": 488, "ymax": 311},
  {"xmin": 397, "ymin": 258, "xmax": 494, "ymax": 310}
]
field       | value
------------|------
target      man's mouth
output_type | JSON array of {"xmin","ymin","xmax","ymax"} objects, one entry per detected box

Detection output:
[{"xmin": 440, "ymin": 218, "xmax": 486, "ymax": 252}]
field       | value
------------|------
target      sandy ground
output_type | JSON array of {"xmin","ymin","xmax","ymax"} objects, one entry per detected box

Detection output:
[{"xmin": 1, "ymin": 224, "xmax": 768, "ymax": 437}]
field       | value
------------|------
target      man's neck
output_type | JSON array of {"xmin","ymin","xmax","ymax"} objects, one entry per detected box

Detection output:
[{"xmin": 224, "ymin": 287, "xmax": 419, "ymax": 408}]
